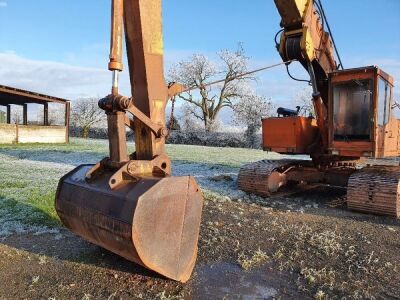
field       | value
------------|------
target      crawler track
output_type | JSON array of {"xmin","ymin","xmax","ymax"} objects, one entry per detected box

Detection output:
[
  {"xmin": 347, "ymin": 166, "xmax": 400, "ymax": 217},
  {"xmin": 237, "ymin": 160, "xmax": 298, "ymax": 197}
]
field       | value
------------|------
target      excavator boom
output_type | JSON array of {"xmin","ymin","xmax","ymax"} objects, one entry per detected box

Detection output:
[{"xmin": 274, "ymin": 0, "xmax": 339, "ymax": 151}]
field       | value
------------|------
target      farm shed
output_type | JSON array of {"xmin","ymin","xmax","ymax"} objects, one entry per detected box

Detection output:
[{"xmin": 0, "ymin": 85, "xmax": 70, "ymax": 144}]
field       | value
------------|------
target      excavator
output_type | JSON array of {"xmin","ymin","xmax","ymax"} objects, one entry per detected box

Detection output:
[
  {"xmin": 238, "ymin": 0, "xmax": 400, "ymax": 217},
  {"xmin": 54, "ymin": 0, "xmax": 399, "ymax": 283}
]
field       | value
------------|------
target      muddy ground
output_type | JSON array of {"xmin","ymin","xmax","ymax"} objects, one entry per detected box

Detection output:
[{"xmin": 0, "ymin": 185, "xmax": 399, "ymax": 300}]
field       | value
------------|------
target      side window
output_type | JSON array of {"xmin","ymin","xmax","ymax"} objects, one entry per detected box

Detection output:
[
  {"xmin": 377, "ymin": 78, "xmax": 390, "ymax": 126},
  {"xmin": 332, "ymin": 79, "xmax": 372, "ymax": 140}
]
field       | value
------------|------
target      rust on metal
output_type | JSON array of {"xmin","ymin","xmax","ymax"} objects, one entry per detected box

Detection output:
[
  {"xmin": 108, "ymin": 0, "xmax": 124, "ymax": 72},
  {"xmin": 124, "ymin": 0, "xmax": 168, "ymax": 160},
  {"xmin": 56, "ymin": 166, "xmax": 203, "ymax": 282}
]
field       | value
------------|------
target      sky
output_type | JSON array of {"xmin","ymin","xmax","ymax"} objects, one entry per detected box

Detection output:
[{"xmin": 0, "ymin": 0, "xmax": 399, "ymax": 121}]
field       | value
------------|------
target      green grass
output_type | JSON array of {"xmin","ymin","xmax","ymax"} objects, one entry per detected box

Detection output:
[
  {"xmin": 0, "ymin": 138, "xmax": 106, "ymax": 153},
  {"xmin": 0, "ymin": 148, "xmax": 70, "ymax": 233},
  {"xmin": 0, "ymin": 137, "xmax": 278, "ymax": 233},
  {"xmin": 25, "ymin": 190, "xmax": 60, "ymax": 226},
  {"xmin": 0, "ymin": 172, "xmax": 61, "ymax": 228},
  {"xmin": 0, "ymin": 193, "xmax": 59, "ymax": 228},
  {"xmin": 0, "ymin": 181, "xmax": 28, "ymax": 189}
]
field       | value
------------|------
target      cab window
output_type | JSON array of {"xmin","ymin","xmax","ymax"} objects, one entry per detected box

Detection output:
[{"xmin": 332, "ymin": 79, "xmax": 372, "ymax": 141}]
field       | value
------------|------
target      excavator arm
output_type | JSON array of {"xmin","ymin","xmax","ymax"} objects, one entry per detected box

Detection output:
[{"xmin": 56, "ymin": 0, "xmax": 204, "ymax": 283}]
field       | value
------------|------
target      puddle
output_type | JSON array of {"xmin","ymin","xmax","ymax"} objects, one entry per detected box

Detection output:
[{"xmin": 192, "ymin": 262, "xmax": 299, "ymax": 299}]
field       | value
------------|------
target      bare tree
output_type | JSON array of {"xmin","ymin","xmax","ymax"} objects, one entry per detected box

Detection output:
[
  {"xmin": 166, "ymin": 116, "xmax": 181, "ymax": 131},
  {"xmin": 294, "ymin": 87, "xmax": 314, "ymax": 117},
  {"xmin": 168, "ymin": 45, "xmax": 253, "ymax": 131},
  {"xmin": 0, "ymin": 110, "xmax": 5, "ymax": 123},
  {"xmin": 11, "ymin": 106, "xmax": 23, "ymax": 124},
  {"xmin": 71, "ymin": 98, "xmax": 104, "ymax": 138},
  {"xmin": 180, "ymin": 103, "xmax": 204, "ymax": 132},
  {"xmin": 36, "ymin": 104, "xmax": 66, "ymax": 125},
  {"xmin": 233, "ymin": 94, "xmax": 275, "ymax": 148},
  {"xmin": 49, "ymin": 105, "xmax": 66, "ymax": 126}
]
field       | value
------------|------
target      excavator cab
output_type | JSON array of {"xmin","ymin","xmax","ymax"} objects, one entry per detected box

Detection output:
[
  {"xmin": 55, "ymin": 0, "xmax": 203, "ymax": 282},
  {"xmin": 328, "ymin": 66, "xmax": 399, "ymax": 158},
  {"xmin": 260, "ymin": 66, "xmax": 400, "ymax": 158}
]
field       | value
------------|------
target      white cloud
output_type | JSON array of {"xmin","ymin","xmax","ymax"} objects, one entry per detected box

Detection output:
[
  {"xmin": 0, "ymin": 50, "xmax": 210, "ymax": 101},
  {"xmin": 1, "ymin": 51, "xmax": 398, "ymax": 120},
  {"xmin": 0, "ymin": 52, "xmax": 131, "ymax": 100},
  {"xmin": 0, "ymin": 1, "xmax": 7, "ymax": 8}
]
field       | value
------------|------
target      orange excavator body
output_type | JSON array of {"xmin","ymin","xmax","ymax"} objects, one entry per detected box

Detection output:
[
  {"xmin": 262, "ymin": 116, "xmax": 318, "ymax": 154},
  {"xmin": 239, "ymin": 0, "xmax": 400, "ymax": 217}
]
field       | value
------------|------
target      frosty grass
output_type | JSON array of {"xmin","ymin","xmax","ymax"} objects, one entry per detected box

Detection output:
[{"xmin": 0, "ymin": 138, "xmax": 297, "ymax": 237}]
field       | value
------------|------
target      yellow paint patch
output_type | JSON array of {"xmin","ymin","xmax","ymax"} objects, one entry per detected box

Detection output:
[
  {"xmin": 142, "ymin": 0, "xmax": 164, "ymax": 55},
  {"xmin": 295, "ymin": 0, "xmax": 311, "ymax": 18},
  {"xmin": 154, "ymin": 99, "xmax": 164, "ymax": 110}
]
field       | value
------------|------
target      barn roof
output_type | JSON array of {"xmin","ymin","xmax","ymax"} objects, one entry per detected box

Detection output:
[{"xmin": 0, "ymin": 85, "xmax": 69, "ymax": 106}]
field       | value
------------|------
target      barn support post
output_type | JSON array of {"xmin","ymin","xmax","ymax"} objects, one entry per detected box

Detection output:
[
  {"xmin": 65, "ymin": 102, "xmax": 70, "ymax": 143},
  {"xmin": 6, "ymin": 105, "xmax": 11, "ymax": 124},
  {"xmin": 23, "ymin": 103, "xmax": 28, "ymax": 125},
  {"xmin": 44, "ymin": 102, "xmax": 49, "ymax": 126}
]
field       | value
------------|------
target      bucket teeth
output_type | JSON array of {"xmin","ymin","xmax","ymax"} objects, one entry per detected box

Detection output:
[
  {"xmin": 347, "ymin": 166, "xmax": 400, "ymax": 217},
  {"xmin": 238, "ymin": 160, "xmax": 298, "ymax": 196}
]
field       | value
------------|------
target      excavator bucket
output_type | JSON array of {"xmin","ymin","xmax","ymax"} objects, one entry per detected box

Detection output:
[
  {"xmin": 56, "ymin": 165, "xmax": 203, "ymax": 282},
  {"xmin": 55, "ymin": 0, "xmax": 204, "ymax": 282}
]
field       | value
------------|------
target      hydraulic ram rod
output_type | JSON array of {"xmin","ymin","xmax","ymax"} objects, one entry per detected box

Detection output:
[{"xmin": 109, "ymin": 0, "xmax": 124, "ymax": 95}]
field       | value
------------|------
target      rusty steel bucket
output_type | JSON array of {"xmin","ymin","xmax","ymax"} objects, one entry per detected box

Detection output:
[{"xmin": 55, "ymin": 164, "xmax": 203, "ymax": 282}]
